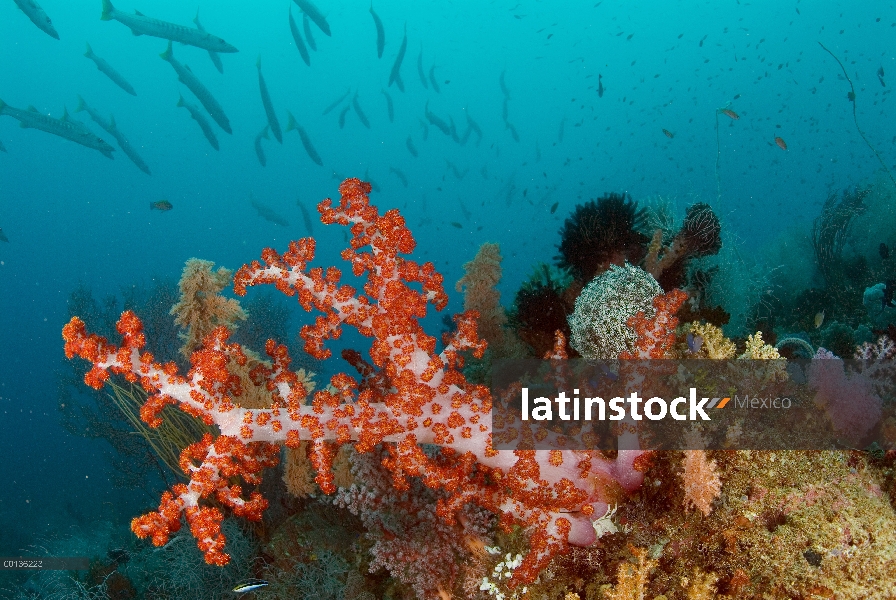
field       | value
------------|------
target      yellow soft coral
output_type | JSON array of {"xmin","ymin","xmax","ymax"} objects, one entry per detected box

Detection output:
[
  {"xmin": 738, "ymin": 331, "xmax": 781, "ymax": 359},
  {"xmin": 684, "ymin": 322, "xmax": 736, "ymax": 359},
  {"xmin": 737, "ymin": 331, "xmax": 788, "ymax": 385}
]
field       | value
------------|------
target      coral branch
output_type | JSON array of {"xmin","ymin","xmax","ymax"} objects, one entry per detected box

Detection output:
[{"xmin": 63, "ymin": 179, "xmax": 651, "ymax": 587}]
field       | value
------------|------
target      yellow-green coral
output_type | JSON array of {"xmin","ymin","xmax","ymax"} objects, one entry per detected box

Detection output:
[
  {"xmin": 738, "ymin": 331, "xmax": 781, "ymax": 359},
  {"xmin": 684, "ymin": 322, "xmax": 736, "ymax": 359}
]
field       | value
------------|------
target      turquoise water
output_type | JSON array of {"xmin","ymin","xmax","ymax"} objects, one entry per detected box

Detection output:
[{"xmin": 0, "ymin": 0, "xmax": 893, "ymax": 596}]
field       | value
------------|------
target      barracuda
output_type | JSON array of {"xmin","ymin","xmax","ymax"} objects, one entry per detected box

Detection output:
[
  {"xmin": 160, "ymin": 42, "xmax": 231, "ymax": 134},
  {"xmin": 0, "ymin": 99, "xmax": 114, "ymax": 158},
  {"xmin": 100, "ymin": 0, "xmax": 238, "ymax": 53}
]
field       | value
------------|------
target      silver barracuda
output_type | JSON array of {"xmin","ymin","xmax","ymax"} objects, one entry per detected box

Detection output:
[
  {"xmin": 101, "ymin": 0, "xmax": 237, "ymax": 53},
  {"xmin": 285, "ymin": 111, "xmax": 322, "ymax": 166},
  {"xmin": 0, "ymin": 98, "xmax": 114, "ymax": 158},
  {"xmin": 193, "ymin": 10, "xmax": 224, "ymax": 74},
  {"xmin": 84, "ymin": 43, "xmax": 137, "ymax": 96},
  {"xmin": 256, "ymin": 57, "xmax": 282, "ymax": 143},
  {"xmin": 75, "ymin": 96, "xmax": 150, "ymax": 175},
  {"xmin": 292, "ymin": 0, "xmax": 330, "ymax": 36},
  {"xmin": 160, "ymin": 41, "xmax": 231, "ymax": 134},
  {"xmin": 13, "ymin": 0, "xmax": 59, "ymax": 40},
  {"xmin": 176, "ymin": 95, "xmax": 219, "ymax": 150}
]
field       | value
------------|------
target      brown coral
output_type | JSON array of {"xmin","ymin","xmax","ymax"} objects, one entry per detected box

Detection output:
[{"xmin": 170, "ymin": 258, "xmax": 247, "ymax": 358}]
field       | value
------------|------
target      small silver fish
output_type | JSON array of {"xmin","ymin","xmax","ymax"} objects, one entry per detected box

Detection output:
[{"xmin": 233, "ymin": 579, "xmax": 269, "ymax": 593}]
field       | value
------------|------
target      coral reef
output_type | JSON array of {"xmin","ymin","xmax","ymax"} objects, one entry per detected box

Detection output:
[
  {"xmin": 63, "ymin": 180, "xmax": 661, "ymax": 590},
  {"xmin": 58, "ymin": 177, "xmax": 896, "ymax": 600}
]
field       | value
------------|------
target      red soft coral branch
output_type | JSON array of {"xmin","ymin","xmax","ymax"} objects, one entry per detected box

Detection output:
[{"xmin": 63, "ymin": 179, "xmax": 654, "ymax": 587}]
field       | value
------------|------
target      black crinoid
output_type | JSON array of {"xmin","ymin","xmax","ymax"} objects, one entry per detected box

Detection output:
[
  {"xmin": 556, "ymin": 192, "xmax": 649, "ymax": 284},
  {"xmin": 679, "ymin": 202, "xmax": 723, "ymax": 258},
  {"xmin": 509, "ymin": 264, "xmax": 576, "ymax": 358},
  {"xmin": 655, "ymin": 202, "xmax": 724, "ymax": 290}
]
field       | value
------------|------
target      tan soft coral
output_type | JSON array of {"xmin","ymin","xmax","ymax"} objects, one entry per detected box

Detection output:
[
  {"xmin": 455, "ymin": 242, "xmax": 525, "ymax": 358},
  {"xmin": 171, "ymin": 258, "xmax": 247, "ymax": 358},
  {"xmin": 681, "ymin": 429, "xmax": 722, "ymax": 516}
]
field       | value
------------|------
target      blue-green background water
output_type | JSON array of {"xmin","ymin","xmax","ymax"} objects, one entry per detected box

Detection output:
[{"xmin": 0, "ymin": 0, "xmax": 892, "ymax": 571}]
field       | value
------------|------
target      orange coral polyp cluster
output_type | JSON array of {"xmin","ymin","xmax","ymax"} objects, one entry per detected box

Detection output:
[{"xmin": 62, "ymin": 179, "xmax": 666, "ymax": 588}]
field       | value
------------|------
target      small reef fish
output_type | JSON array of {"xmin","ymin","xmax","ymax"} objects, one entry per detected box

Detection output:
[
  {"xmin": 719, "ymin": 108, "xmax": 739, "ymax": 120},
  {"xmin": 445, "ymin": 160, "xmax": 467, "ymax": 180},
  {"xmin": 550, "ymin": 201, "xmax": 558, "ymax": 214},
  {"xmin": 150, "ymin": 200, "xmax": 172, "ymax": 211},
  {"xmin": 450, "ymin": 222, "xmax": 463, "ymax": 229},
  {"xmin": 160, "ymin": 42, "xmax": 231, "ymax": 134},
  {"xmin": 75, "ymin": 96, "xmax": 151, "ymax": 174},
  {"xmin": 424, "ymin": 102, "xmax": 451, "ymax": 136},
  {"xmin": 84, "ymin": 43, "xmax": 136, "ymax": 96},
  {"xmin": 389, "ymin": 166, "xmax": 408, "ymax": 187},
  {"xmin": 465, "ymin": 113, "xmax": 482, "ymax": 146},
  {"xmin": 878, "ymin": 66, "xmax": 886, "ymax": 87},
  {"xmin": 814, "ymin": 311, "xmax": 825, "ymax": 329},
  {"xmin": 193, "ymin": 11, "xmax": 224, "ymax": 74},
  {"xmin": 0, "ymin": 99, "xmax": 115, "ymax": 158},
  {"xmin": 0, "ymin": 228, "xmax": 8, "ymax": 242},
  {"xmin": 370, "ymin": 3, "xmax": 385, "ymax": 58},
  {"xmin": 879, "ymin": 242, "xmax": 890, "ymax": 260},
  {"xmin": 296, "ymin": 197, "xmax": 314, "ymax": 234},
  {"xmin": 288, "ymin": 6, "xmax": 311, "ymax": 67},
  {"xmin": 302, "ymin": 13, "xmax": 317, "ymax": 51},
  {"xmin": 322, "ymin": 89, "xmax": 351, "ymax": 115},
  {"xmin": 774, "ymin": 136, "xmax": 787, "ymax": 150},
  {"xmin": 686, "ymin": 333, "xmax": 703, "ymax": 354},
  {"xmin": 285, "ymin": 112, "xmax": 323, "ymax": 165},
  {"xmin": 338, "ymin": 104, "xmax": 350, "ymax": 128},
  {"xmin": 417, "ymin": 47, "xmax": 428, "ymax": 88},
  {"xmin": 0, "ymin": 139, "xmax": 6, "ymax": 152},
  {"xmin": 406, "ymin": 135, "xmax": 418, "ymax": 157},
  {"xmin": 256, "ymin": 57, "xmax": 282, "ymax": 143},
  {"xmin": 381, "ymin": 89, "xmax": 394, "ymax": 122},
  {"xmin": 176, "ymin": 95, "xmax": 219, "ymax": 150},
  {"xmin": 506, "ymin": 122, "xmax": 520, "ymax": 142},
  {"xmin": 662, "ymin": 128, "xmax": 674, "ymax": 139},
  {"xmin": 883, "ymin": 280, "xmax": 896, "ymax": 309},
  {"xmin": 250, "ymin": 193, "xmax": 289, "ymax": 226},
  {"xmin": 597, "ymin": 73, "xmax": 604, "ymax": 97},
  {"xmin": 233, "ymin": 579, "xmax": 269, "ymax": 594},
  {"xmin": 499, "ymin": 71, "xmax": 511, "ymax": 98},
  {"xmin": 254, "ymin": 125, "xmax": 269, "ymax": 166},
  {"xmin": 101, "ymin": 0, "xmax": 237, "ymax": 53},
  {"xmin": 388, "ymin": 24, "xmax": 408, "ymax": 92},
  {"xmin": 352, "ymin": 93, "xmax": 371, "ymax": 129},
  {"xmin": 13, "ymin": 0, "xmax": 59, "ymax": 40},
  {"xmin": 293, "ymin": 0, "xmax": 330, "ymax": 36},
  {"xmin": 428, "ymin": 65, "xmax": 440, "ymax": 93}
]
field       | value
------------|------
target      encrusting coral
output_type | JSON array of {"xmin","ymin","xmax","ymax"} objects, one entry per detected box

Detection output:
[{"xmin": 568, "ymin": 263, "xmax": 662, "ymax": 359}]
